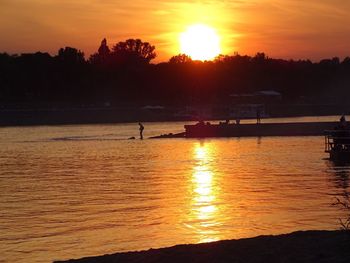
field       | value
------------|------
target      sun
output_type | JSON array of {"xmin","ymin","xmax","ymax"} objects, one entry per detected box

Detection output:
[{"xmin": 180, "ymin": 24, "xmax": 221, "ymax": 61}]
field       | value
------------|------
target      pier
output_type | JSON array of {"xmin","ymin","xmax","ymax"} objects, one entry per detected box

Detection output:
[{"xmin": 151, "ymin": 121, "xmax": 339, "ymax": 138}]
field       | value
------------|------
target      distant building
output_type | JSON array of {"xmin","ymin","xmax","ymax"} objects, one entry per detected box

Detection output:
[
  {"xmin": 230, "ymin": 90, "xmax": 282, "ymax": 104},
  {"xmin": 229, "ymin": 90, "xmax": 282, "ymax": 118}
]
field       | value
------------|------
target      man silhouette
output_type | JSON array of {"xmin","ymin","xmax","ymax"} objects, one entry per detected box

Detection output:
[
  {"xmin": 256, "ymin": 108, "xmax": 261, "ymax": 124},
  {"xmin": 139, "ymin": 122, "xmax": 144, "ymax": 139},
  {"xmin": 340, "ymin": 114, "xmax": 346, "ymax": 128}
]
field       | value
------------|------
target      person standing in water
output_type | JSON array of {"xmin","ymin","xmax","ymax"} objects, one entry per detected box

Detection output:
[
  {"xmin": 139, "ymin": 122, "xmax": 144, "ymax": 140},
  {"xmin": 256, "ymin": 108, "xmax": 261, "ymax": 124}
]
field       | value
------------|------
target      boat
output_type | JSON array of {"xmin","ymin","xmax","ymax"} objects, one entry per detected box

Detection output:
[{"xmin": 325, "ymin": 129, "xmax": 350, "ymax": 161}]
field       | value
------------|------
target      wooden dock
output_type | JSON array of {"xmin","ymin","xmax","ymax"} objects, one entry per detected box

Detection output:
[{"xmin": 184, "ymin": 121, "xmax": 339, "ymax": 138}]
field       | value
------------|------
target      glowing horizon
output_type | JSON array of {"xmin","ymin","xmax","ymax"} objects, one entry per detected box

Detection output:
[{"xmin": 1, "ymin": 1, "xmax": 350, "ymax": 62}]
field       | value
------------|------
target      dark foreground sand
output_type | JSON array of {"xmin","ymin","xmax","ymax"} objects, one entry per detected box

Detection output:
[{"xmin": 56, "ymin": 230, "xmax": 350, "ymax": 263}]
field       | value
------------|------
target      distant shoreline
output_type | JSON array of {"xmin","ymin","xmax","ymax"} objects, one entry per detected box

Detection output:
[
  {"xmin": 56, "ymin": 230, "xmax": 350, "ymax": 263},
  {"xmin": 0, "ymin": 107, "xmax": 345, "ymax": 127}
]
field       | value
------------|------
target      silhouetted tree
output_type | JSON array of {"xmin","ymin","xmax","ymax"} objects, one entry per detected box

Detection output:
[
  {"xmin": 111, "ymin": 39, "xmax": 156, "ymax": 65},
  {"xmin": 98, "ymin": 38, "xmax": 110, "ymax": 57},
  {"xmin": 57, "ymin": 47, "xmax": 85, "ymax": 64},
  {"xmin": 214, "ymin": 54, "xmax": 232, "ymax": 63},
  {"xmin": 342, "ymin": 57, "xmax": 350, "ymax": 66},
  {"xmin": 169, "ymin": 54, "xmax": 192, "ymax": 63},
  {"xmin": 89, "ymin": 38, "xmax": 111, "ymax": 66},
  {"xmin": 253, "ymin": 52, "xmax": 268, "ymax": 63}
]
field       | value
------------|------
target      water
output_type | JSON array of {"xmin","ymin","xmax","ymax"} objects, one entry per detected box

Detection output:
[{"xmin": 0, "ymin": 117, "xmax": 349, "ymax": 262}]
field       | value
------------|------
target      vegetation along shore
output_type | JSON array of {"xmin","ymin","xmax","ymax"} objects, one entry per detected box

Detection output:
[{"xmin": 56, "ymin": 230, "xmax": 350, "ymax": 263}]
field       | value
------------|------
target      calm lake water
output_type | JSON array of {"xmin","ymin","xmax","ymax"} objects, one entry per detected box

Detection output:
[{"xmin": 0, "ymin": 116, "xmax": 349, "ymax": 262}]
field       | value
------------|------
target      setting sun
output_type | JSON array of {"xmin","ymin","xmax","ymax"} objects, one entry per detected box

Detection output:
[{"xmin": 180, "ymin": 24, "xmax": 221, "ymax": 61}]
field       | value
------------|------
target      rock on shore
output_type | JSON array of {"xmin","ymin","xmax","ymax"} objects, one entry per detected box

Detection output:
[{"xmin": 56, "ymin": 230, "xmax": 350, "ymax": 263}]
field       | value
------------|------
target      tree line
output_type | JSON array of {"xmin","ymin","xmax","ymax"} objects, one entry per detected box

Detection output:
[{"xmin": 1, "ymin": 38, "xmax": 350, "ymax": 108}]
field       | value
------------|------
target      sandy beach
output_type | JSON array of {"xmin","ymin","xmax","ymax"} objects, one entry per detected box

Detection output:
[{"xmin": 56, "ymin": 230, "xmax": 350, "ymax": 263}]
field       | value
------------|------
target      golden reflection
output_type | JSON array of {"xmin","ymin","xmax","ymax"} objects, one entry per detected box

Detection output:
[{"xmin": 189, "ymin": 142, "xmax": 220, "ymax": 243}]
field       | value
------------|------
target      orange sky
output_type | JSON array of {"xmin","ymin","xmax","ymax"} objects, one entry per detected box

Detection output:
[{"xmin": 1, "ymin": 0, "xmax": 350, "ymax": 62}]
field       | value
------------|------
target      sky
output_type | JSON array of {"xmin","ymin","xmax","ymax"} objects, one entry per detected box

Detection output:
[{"xmin": 1, "ymin": 0, "xmax": 350, "ymax": 62}]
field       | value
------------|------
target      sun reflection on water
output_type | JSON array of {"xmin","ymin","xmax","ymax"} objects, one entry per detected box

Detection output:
[{"xmin": 190, "ymin": 142, "xmax": 220, "ymax": 243}]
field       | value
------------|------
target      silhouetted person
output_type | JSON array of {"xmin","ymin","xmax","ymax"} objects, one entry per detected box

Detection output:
[
  {"xmin": 196, "ymin": 120, "xmax": 205, "ymax": 126},
  {"xmin": 256, "ymin": 108, "xmax": 261, "ymax": 124},
  {"xmin": 340, "ymin": 114, "xmax": 347, "ymax": 128},
  {"xmin": 139, "ymin": 122, "xmax": 144, "ymax": 139}
]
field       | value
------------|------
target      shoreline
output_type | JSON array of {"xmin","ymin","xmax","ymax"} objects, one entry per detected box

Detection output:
[
  {"xmin": 0, "ymin": 109, "xmax": 344, "ymax": 127},
  {"xmin": 56, "ymin": 230, "xmax": 350, "ymax": 263}
]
